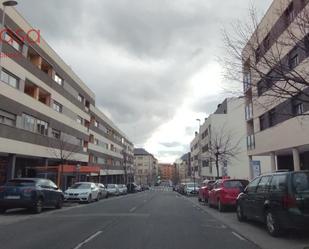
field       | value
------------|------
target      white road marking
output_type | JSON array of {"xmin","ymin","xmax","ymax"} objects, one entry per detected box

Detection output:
[
  {"xmin": 232, "ymin": 231, "xmax": 246, "ymax": 241},
  {"xmin": 129, "ymin": 206, "xmax": 137, "ymax": 212},
  {"xmin": 73, "ymin": 231, "xmax": 102, "ymax": 249}
]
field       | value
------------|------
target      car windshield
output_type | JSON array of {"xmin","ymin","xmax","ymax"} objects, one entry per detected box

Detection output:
[
  {"xmin": 107, "ymin": 184, "xmax": 115, "ymax": 188},
  {"xmin": 223, "ymin": 180, "xmax": 248, "ymax": 189},
  {"xmin": 293, "ymin": 172, "xmax": 309, "ymax": 193},
  {"xmin": 6, "ymin": 179, "xmax": 35, "ymax": 187},
  {"xmin": 70, "ymin": 183, "xmax": 91, "ymax": 189}
]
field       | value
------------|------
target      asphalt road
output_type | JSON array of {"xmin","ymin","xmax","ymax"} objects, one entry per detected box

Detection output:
[{"xmin": 0, "ymin": 187, "xmax": 260, "ymax": 249}]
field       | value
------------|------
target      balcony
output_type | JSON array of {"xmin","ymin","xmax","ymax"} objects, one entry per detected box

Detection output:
[
  {"xmin": 24, "ymin": 80, "xmax": 51, "ymax": 106},
  {"xmin": 27, "ymin": 47, "xmax": 53, "ymax": 78}
]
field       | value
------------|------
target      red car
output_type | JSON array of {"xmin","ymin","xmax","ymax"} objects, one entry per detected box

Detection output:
[
  {"xmin": 198, "ymin": 180, "xmax": 215, "ymax": 203},
  {"xmin": 208, "ymin": 179, "xmax": 249, "ymax": 212}
]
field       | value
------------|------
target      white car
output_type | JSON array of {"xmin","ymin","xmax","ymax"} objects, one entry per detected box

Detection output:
[
  {"xmin": 106, "ymin": 184, "xmax": 120, "ymax": 196},
  {"xmin": 64, "ymin": 182, "xmax": 99, "ymax": 203},
  {"xmin": 95, "ymin": 183, "xmax": 108, "ymax": 199},
  {"xmin": 184, "ymin": 183, "xmax": 199, "ymax": 195},
  {"xmin": 118, "ymin": 184, "xmax": 128, "ymax": 195}
]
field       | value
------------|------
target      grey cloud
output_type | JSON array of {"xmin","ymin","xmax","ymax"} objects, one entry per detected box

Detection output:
[{"xmin": 192, "ymin": 95, "xmax": 226, "ymax": 114}]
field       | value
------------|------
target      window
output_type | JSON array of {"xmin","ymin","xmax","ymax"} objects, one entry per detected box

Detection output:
[
  {"xmin": 255, "ymin": 47, "xmax": 261, "ymax": 62},
  {"xmin": 3, "ymin": 31, "xmax": 22, "ymax": 51},
  {"xmin": 246, "ymin": 177, "xmax": 261, "ymax": 193},
  {"xmin": 202, "ymin": 159, "xmax": 209, "ymax": 167},
  {"xmin": 305, "ymin": 34, "xmax": 309, "ymax": 55},
  {"xmin": 0, "ymin": 109, "xmax": 16, "ymax": 126},
  {"xmin": 53, "ymin": 101, "xmax": 62, "ymax": 113},
  {"xmin": 1, "ymin": 69, "xmax": 19, "ymax": 89},
  {"xmin": 259, "ymin": 115, "xmax": 265, "ymax": 131},
  {"xmin": 51, "ymin": 129, "xmax": 61, "ymax": 139},
  {"xmin": 247, "ymin": 134, "xmax": 255, "ymax": 150},
  {"xmin": 243, "ymin": 71, "xmax": 251, "ymax": 91},
  {"xmin": 94, "ymin": 139, "xmax": 99, "ymax": 145},
  {"xmin": 270, "ymin": 174, "xmax": 287, "ymax": 192},
  {"xmin": 78, "ymin": 94, "xmax": 84, "ymax": 103},
  {"xmin": 77, "ymin": 138, "xmax": 83, "ymax": 146},
  {"xmin": 93, "ymin": 156, "xmax": 98, "ymax": 164},
  {"xmin": 77, "ymin": 116, "xmax": 83, "ymax": 125},
  {"xmin": 293, "ymin": 102, "xmax": 304, "ymax": 115},
  {"xmin": 94, "ymin": 120, "xmax": 99, "ymax": 127},
  {"xmin": 22, "ymin": 114, "xmax": 48, "ymax": 135},
  {"xmin": 245, "ymin": 103, "xmax": 253, "ymax": 120},
  {"xmin": 285, "ymin": 2, "xmax": 295, "ymax": 23},
  {"xmin": 269, "ymin": 109, "xmax": 276, "ymax": 127},
  {"xmin": 36, "ymin": 119, "xmax": 48, "ymax": 135},
  {"xmin": 54, "ymin": 74, "xmax": 63, "ymax": 86},
  {"xmin": 289, "ymin": 54, "xmax": 299, "ymax": 69},
  {"xmin": 256, "ymin": 176, "xmax": 271, "ymax": 193}
]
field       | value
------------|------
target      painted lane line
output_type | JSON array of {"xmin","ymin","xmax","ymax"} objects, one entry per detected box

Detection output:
[
  {"xmin": 129, "ymin": 206, "xmax": 137, "ymax": 212},
  {"xmin": 73, "ymin": 231, "xmax": 102, "ymax": 249},
  {"xmin": 232, "ymin": 231, "xmax": 246, "ymax": 241}
]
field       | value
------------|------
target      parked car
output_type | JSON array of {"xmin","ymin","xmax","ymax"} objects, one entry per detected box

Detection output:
[
  {"xmin": 184, "ymin": 182, "xmax": 199, "ymax": 195},
  {"xmin": 0, "ymin": 178, "xmax": 64, "ymax": 214},
  {"xmin": 106, "ymin": 184, "xmax": 120, "ymax": 196},
  {"xmin": 64, "ymin": 182, "xmax": 99, "ymax": 203},
  {"xmin": 198, "ymin": 180, "xmax": 215, "ymax": 203},
  {"xmin": 141, "ymin": 184, "xmax": 150, "ymax": 191},
  {"xmin": 236, "ymin": 170, "xmax": 309, "ymax": 236},
  {"xmin": 127, "ymin": 183, "xmax": 138, "ymax": 193},
  {"xmin": 177, "ymin": 183, "xmax": 186, "ymax": 195},
  {"xmin": 118, "ymin": 184, "xmax": 128, "ymax": 195},
  {"xmin": 95, "ymin": 183, "xmax": 108, "ymax": 199},
  {"xmin": 208, "ymin": 179, "xmax": 249, "ymax": 212},
  {"xmin": 136, "ymin": 185, "xmax": 142, "ymax": 192}
]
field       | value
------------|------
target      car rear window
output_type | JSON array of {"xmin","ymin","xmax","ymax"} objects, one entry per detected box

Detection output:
[
  {"xmin": 6, "ymin": 179, "xmax": 35, "ymax": 186},
  {"xmin": 293, "ymin": 172, "xmax": 309, "ymax": 193},
  {"xmin": 223, "ymin": 180, "xmax": 248, "ymax": 189}
]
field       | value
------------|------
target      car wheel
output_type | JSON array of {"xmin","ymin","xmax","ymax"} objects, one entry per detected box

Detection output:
[
  {"xmin": 87, "ymin": 194, "xmax": 92, "ymax": 203},
  {"xmin": 198, "ymin": 197, "xmax": 202, "ymax": 202},
  {"xmin": 218, "ymin": 199, "xmax": 225, "ymax": 212},
  {"xmin": 236, "ymin": 203, "xmax": 246, "ymax": 222},
  {"xmin": 55, "ymin": 196, "xmax": 63, "ymax": 209},
  {"xmin": 266, "ymin": 211, "xmax": 282, "ymax": 237},
  {"xmin": 33, "ymin": 198, "xmax": 43, "ymax": 214}
]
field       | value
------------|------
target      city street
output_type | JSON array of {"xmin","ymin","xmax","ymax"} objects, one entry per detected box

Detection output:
[{"xmin": 0, "ymin": 188, "xmax": 259, "ymax": 249}]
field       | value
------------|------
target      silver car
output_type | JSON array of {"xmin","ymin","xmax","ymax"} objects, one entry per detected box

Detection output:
[
  {"xmin": 95, "ymin": 183, "xmax": 108, "ymax": 199},
  {"xmin": 184, "ymin": 183, "xmax": 199, "ymax": 195},
  {"xmin": 118, "ymin": 184, "xmax": 128, "ymax": 195},
  {"xmin": 106, "ymin": 184, "xmax": 120, "ymax": 196}
]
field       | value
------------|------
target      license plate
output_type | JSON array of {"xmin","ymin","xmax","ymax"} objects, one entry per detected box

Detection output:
[{"xmin": 5, "ymin": 195, "xmax": 21, "ymax": 199}]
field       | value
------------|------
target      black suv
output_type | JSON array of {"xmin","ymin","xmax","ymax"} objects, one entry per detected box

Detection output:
[
  {"xmin": 236, "ymin": 170, "xmax": 309, "ymax": 236},
  {"xmin": 0, "ymin": 178, "xmax": 64, "ymax": 214}
]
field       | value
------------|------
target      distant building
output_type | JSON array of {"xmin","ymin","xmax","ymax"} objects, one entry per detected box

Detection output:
[
  {"xmin": 190, "ymin": 97, "xmax": 270, "ymax": 180},
  {"xmin": 174, "ymin": 153, "xmax": 191, "ymax": 183},
  {"xmin": 134, "ymin": 148, "xmax": 158, "ymax": 185},
  {"xmin": 158, "ymin": 163, "xmax": 175, "ymax": 181}
]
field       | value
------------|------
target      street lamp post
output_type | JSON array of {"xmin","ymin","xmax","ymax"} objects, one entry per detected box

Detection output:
[{"xmin": 0, "ymin": 1, "xmax": 18, "ymax": 74}]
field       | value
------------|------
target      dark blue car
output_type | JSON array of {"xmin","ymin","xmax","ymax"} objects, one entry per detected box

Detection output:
[{"xmin": 0, "ymin": 178, "xmax": 64, "ymax": 214}]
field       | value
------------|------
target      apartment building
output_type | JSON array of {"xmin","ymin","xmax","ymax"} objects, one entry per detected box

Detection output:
[
  {"xmin": 174, "ymin": 153, "xmax": 191, "ymax": 183},
  {"xmin": 190, "ymin": 132, "xmax": 201, "ymax": 181},
  {"xmin": 190, "ymin": 98, "xmax": 270, "ymax": 180},
  {"xmin": 134, "ymin": 148, "xmax": 158, "ymax": 185},
  {"xmin": 243, "ymin": 0, "xmax": 309, "ymax": 172},
  {"xmin": 158, "ymin": 163, "xmax": 175, "ymax": 181},
  {"xmin": 0, "ymin": 5, "xmax": 133, "ymax": 187}
]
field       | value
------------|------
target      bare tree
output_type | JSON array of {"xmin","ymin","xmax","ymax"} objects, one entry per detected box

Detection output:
[
  {"xmin": 208, "ymin": 127, "xmax": 242, "ymax": 178},
  {"xmin": 222, "ymin": 2, "xmax": 309, "ymax": 116}
]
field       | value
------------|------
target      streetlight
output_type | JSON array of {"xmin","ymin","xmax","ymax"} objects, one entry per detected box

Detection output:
[{"xmin": 0, "ymin": 1, "xmax": 17, "ymax": 78}]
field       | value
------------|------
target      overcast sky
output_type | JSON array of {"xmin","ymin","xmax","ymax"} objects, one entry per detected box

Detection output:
[{"xmin": 17, "ymin": 0, "xmax": 272, "ymax": 163}]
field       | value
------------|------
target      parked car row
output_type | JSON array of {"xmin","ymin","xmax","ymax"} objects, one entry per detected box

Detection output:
[
  {"xmin": 197, "ymin": 170, "xmax": 309, "ymax": 237},
  {"xmin": 0, "ymin": 178, "xmax": 138, "ymax": 214},
  {"xmin": 174, "ymin": 182, "xmax": 200, "ymax": 195}
]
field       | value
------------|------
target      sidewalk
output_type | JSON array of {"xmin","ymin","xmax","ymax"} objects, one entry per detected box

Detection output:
[{"xmin": 185, "ymin": 196, "xmax": 309, "ymax": 249}]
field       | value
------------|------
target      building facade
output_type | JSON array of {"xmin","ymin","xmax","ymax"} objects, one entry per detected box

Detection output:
[
  {"xmin": 0, "ymin": 6, "xmax": 133, "ymax": 188},
  {"xmin": 243, "ymin": 0, "xmax": 309, "ymax": 172},
  {"xmin": 158, "ymin": 163, "xmax": 175, "ymax": 181},
  {"xmin": 174, "ymin": 153, "xmax": 191, "ymax": 183},
  {"xmin": 190, "ymin": 98, "xmax": 270, "ymax": 180},
  {"xmin": 133, "ymin": 148, "xmax": 158, "ymax": 185}
]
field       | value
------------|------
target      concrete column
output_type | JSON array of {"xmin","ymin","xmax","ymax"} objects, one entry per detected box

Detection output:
[
  {"xmin": 292, "ymin": 148, "xmax": 301, "ymax": 171},
  {"xmin": 6, "ymin": 154, "xmax": 16, "ymax": 180},
  {"xmin": 270, "ymin": 152, "xmax": 277, "ymax": 172}
]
